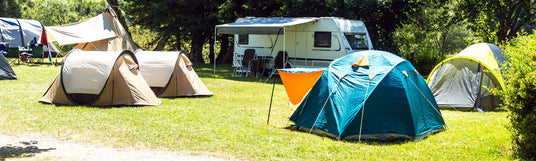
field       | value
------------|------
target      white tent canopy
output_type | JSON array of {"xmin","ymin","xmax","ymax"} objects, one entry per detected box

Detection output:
[
  {"xmin": 62, "ymin": 50, "xmax": 120, "ymax": 94},
  {"xmin": 46, "ymin": 14, "xmax": 116, "ymax": 45}
]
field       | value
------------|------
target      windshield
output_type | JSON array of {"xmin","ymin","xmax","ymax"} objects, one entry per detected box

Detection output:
[{"xmin": 345, "ymin": 34, "xmax": 368, "ymax": 50}]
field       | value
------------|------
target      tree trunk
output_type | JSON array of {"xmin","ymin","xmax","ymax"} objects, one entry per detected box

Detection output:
[
  {"xmin": 216, "ymin": 35, "xmax": 233, "ymax": 64},
  {"xmin": 153, "ymin": 36, "xmax": 167, "ymax": 51},
  {"xmin": 107, "ymin": 0, "xmax": 140, "ymax": 48},
  {"xmin": 209, "ymin": 35, "xmax": 215, "ymax": 64},
  {"xmin": 190, "ymin": 36, "xmax": 205, "ymax": 63}
]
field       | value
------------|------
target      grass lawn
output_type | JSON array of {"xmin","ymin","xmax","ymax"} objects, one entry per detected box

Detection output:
[{"xmin": 0, "ymin": 62, "xmax": 512, "ymax": 160}]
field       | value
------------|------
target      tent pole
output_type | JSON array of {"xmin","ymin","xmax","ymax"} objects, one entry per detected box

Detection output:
[
  {"xmin": 309, "ymin": 74, "xmax": 346, "ymax": 134},
  {"xmin": 267, "ymin": 74, "xmax": 277, "ymax": 125},
  {"xmin": 358, "ymin": 79, "xmax": 371, "ymax": 142},
  {"xmin": 474, "ymin": 63, "xmax": 484, "ymax": 112}
]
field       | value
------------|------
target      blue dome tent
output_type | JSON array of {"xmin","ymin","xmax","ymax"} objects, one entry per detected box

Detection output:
[{"xmin": 289, "ymin": 50, "xmax": 445, "ymax": 141}]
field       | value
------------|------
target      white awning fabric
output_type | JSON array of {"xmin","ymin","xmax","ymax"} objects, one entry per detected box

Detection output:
[{"xmin": 216, "ymin": 17, "xmax": 319, "ymax": 35}]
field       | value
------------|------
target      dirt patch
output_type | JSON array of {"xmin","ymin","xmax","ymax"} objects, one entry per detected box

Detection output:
[{"xmin": 0, "ymin": 134, "xmax": 239, "ymax": 161}]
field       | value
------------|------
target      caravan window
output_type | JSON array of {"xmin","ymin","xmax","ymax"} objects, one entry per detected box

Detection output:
[
  {"xmin": 345, "ymin": 34, "xmax": 368, "ymax": 50},
  {"xmin": 238, "ymin": 34, "xmax": 249, "ymax": 44},
  {"xmin": 314, "ymin": 32, "xmax": 331, "ymax": 47}
]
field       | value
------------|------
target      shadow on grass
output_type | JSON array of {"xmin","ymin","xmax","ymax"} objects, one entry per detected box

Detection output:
[
  {"xmin": 0, "ymin": 140, "xmax": 55, "ymax": 160},
  {"xmin": 197, "ymin": 63, "xmax": 283, "ymax": 84},
  {"xmin": 283, "ymin": 126, "xmax": 444, "ymax": 145}
]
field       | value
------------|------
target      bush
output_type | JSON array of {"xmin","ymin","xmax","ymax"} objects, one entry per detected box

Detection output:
[{"xmin": 500, "ymin": 32, "xmax": 536, "ymax": 160}]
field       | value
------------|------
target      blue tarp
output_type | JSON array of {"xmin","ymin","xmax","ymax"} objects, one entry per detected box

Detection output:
[{"xmin": 289, "ymin": 50, "xmax": 445, "ymax": 141}]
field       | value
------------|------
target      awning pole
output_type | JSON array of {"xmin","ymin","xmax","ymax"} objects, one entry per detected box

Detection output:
[{"xmin": 283, "ymin": 27, "xmax": 286, "ymax": 68}]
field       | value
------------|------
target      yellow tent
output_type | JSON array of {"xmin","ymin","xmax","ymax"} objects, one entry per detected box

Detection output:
[{"xmin": 427, "ymin": 43, "xmax": 506, "ymax": 111}]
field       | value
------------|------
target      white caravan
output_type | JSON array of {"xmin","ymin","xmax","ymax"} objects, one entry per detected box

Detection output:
[{"xmin": 216, "ymin": 17, "xmax": 373, "ymax": 74}]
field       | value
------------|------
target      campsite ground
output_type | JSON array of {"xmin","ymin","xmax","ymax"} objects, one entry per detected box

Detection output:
[
  {"xmin": 0, "ymin": 133, "xmax": 238, "ymax": 161},
  {"xmin": 0, "ymin": 63, "xmax": 512, "ymax": 160}
]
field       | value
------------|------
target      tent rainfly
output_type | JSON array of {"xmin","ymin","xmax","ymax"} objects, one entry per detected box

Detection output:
[
  {"xmin": 0, "ymin": 54, "xmax": 16, "ymax": 80},
  {"xmin": 39, "ymin": 49, "xmax": 161, "ymax": 106},
  {"xmin": 135, "ymin": 50, "xmax": 213, "ymax": 97},
  {"xmin": 45, "ymin": 7, "xmax": 137, "ymax": 52},
  {"xmin": 290, "ymin": 50, "xmax": 446, "ymax": 141},
  {"xmin": 427, "ymin": 43, "xmax": 506, "ymax": 112}
]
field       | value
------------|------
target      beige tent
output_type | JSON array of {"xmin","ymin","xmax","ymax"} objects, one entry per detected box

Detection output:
[
  {"xmin": 39, "ymin": 50, "xmax": 161, "ymax": 106},
  {"xmin": 45, "ymin": 7, "xmax": 137, "ymax": 52},
  {"xmin": 135, "ymin": 50, "xmax": 213, "ymax": 97}
]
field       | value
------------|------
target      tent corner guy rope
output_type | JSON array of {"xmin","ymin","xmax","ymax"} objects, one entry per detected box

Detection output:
[
  {"xmin": 404, "ymin": 70, "xmax": 448, "ymax": 129},
  {"xmin": 309, "ymin": 74, "xmax": 347, "ymax": 134}
]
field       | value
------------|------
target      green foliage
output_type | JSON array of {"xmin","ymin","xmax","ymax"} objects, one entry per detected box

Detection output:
[
  {"xmin": 458, "ymin": 0, "xmax": 536, "ymax": 43},
  {"xmin": 499, "ymin": 32, "xmax": 536, "ymax": 160},
  {"xmin": 20, "ymin": 0, "xmax": 106, "ymax": 26},
  {"xmin": 0, "ymin": 0, "xmax": 21, "ymax": 18},
  {"xmin": 17, "ymin": 0, "xmax": 106, "ymax": 52},
  {"xmin": 392, "ymin": 1, "xmax": 478, "ymax": 75},
  {"xmin": 124, "ymin": 0, "xmax": 226, "ymax": 63},
  {"xmin": 0, "ymin": 64, "xmax": 513, "ymax": 160}
]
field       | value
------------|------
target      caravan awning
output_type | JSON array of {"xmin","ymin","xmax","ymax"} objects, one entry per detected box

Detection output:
[
  {"xmin": 46, "ymin": 14, "xmax": 116, "ymax": 45},
  {"xmin": 216, "ymin": 17, "xmax": 319, "ymax": 35}
]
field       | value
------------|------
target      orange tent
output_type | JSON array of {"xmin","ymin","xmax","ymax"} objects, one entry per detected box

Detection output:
[{"xmin": 278, "ymin": 68, "xmax": 325, "ymax": 105}]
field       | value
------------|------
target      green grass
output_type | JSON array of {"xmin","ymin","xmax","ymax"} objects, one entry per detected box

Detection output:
[{"xmin": 0, "ymin": 62, "xmax": 512, "ymax": 160}]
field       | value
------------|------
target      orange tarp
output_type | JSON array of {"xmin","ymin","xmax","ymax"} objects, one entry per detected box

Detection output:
[{"xmin": 278, "ymin": 68, "xmax": 325, "ymax": 105}]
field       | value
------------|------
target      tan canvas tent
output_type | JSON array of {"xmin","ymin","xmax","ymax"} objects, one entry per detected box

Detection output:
[
  {"xmin": 39, "ymin": 49, "xmax": 161, "ymax": 106},
  {"xmin": 135, "ymin": 50, "xmax": 213, "ymax": 97},
  {"xmin": 45, "ymin": 7, "xmax": 137, "ymax": 52}
]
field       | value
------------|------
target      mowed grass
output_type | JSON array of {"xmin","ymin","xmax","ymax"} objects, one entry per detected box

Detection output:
[{"xmin": 0, "ymin": 62, "xmax": 512, "ymax": 160}]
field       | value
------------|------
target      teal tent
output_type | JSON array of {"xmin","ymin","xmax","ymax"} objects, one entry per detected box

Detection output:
[
  {"xmin": 0, "ymin": 54, "xmax": 16, "ymax": 80},
  {"xmin": 289, "ymin": 50, "xmax": 445, "ymax": 141}
]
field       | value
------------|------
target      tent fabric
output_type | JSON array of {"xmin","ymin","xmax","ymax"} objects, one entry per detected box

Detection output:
[
  {"xmin": 278, "ymin": 68, "xmax": 325, "ymax": 105},
  {"xmin": 62, "ymin": 51, "xmax": 122, "ymax": 94},
  {"xmin": 289, "ymin": 50, "xmax": 445, "ymax": 141},
  {"xmin": 0, "ymin": 54, "xmax": 16, "ymax": 80},
  {"xmin": 39, "ymin": 49, "xmax": 161, "ymax": 106},
  {"xmin": 46, "ymin": 14, "xmax": 116, "ymax": 45},
  {"xmin": 216, "ymin": 17, "xmax": 319, "ymax": 35},
  {"xmin": 46, "ymin": 8, "xmax": 137, "ymax": 52},
  {"xmin": 0, "ymin": 18, "xmax": 42, "ymax": 47},
  {"xmin": 427, "ymin": 43, "xmax": 505, "ymax": 111},
  {"xmin": 135, "ymin": 50, "xmax": 213, "ymax": 97},
  {"xmin": 0, "ymin": 17, "xmax": 62, "ymax": 55}
]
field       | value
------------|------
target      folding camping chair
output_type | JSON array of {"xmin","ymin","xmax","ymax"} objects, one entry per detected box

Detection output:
[
  {"xmin": 274, "ymin": 51, "xmax": 289, "ymax": 69},
  {"xmin": 28, "ymin": 46, "xmax": 44, "ymax": 64},
  {"xmin": 232, "ymin": 49, "xmax": 257, "ymax": 77},
  {"xmin": 6, "ymin": 47, "xmax": 20, "ymax": 65}
]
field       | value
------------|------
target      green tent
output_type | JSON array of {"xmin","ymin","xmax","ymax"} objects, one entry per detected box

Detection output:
[
  {"xmin": 427, "ymin": 43, "xmax": 505, "ymax": 112},
  {"xmin": 290, "ymin": 50, "xmax": 445, "ymax": 141},
  {"xmin": 0, "ymin": 54, "xmax": 16, "ymax": 80}
]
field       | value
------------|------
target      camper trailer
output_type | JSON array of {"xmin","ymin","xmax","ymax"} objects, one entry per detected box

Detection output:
[{"xmin": 216, "ymin": 17, "xmax": 373, "ymax": 76}]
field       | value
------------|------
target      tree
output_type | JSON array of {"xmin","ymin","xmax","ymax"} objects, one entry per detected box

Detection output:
[
  {"xmin": 125, "ymin": 0, "xmax": 225, "ymax": 63},
  {"xmin": 20, "ymin": 0, "xmax": 106, "ymax": 26},
  {"xmin": 392, "ymin": 1, "xmax": 479, "ymax": 75},
  {"xmin": 0, "ymin": 0, "xmax": 21, "ymax": 18},
  {"xmin": 458, "ymin": 0, "xmax": 536, "ymax": 43}
]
